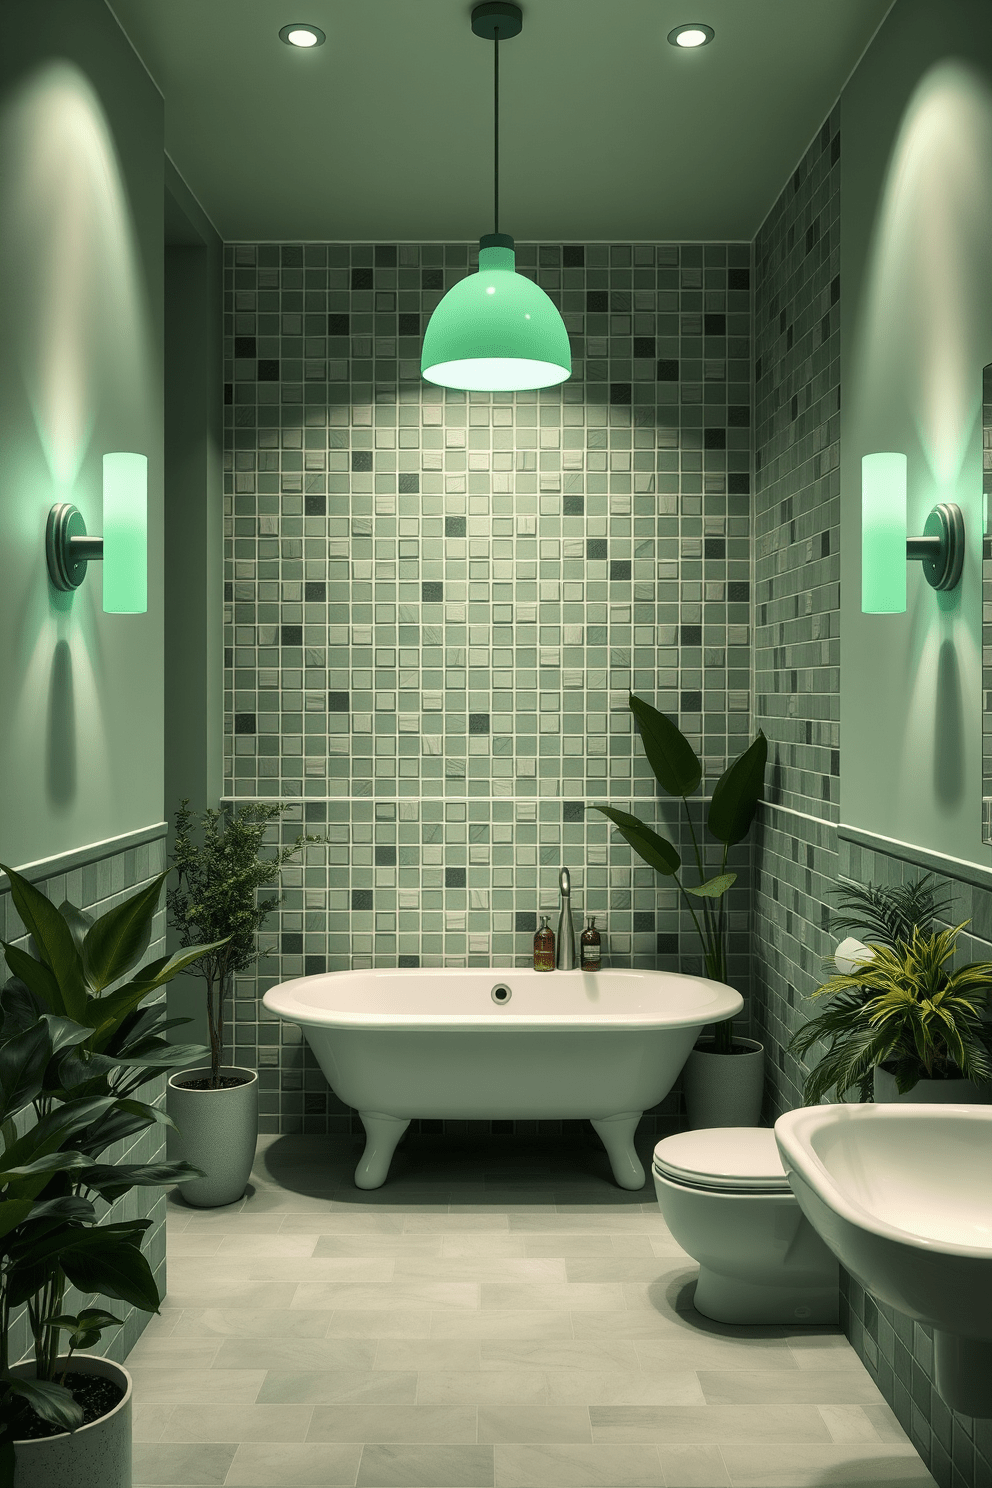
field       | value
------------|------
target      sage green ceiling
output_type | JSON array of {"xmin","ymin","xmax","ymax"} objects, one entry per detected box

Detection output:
[{"xmin": 109, "ymin": 0, "xmax": 892, "ymax": 242}]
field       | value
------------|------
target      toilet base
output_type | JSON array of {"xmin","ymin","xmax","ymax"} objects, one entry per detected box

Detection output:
[{"xmin": 693, "ymin": 1266, "xmax": 839, "ymax": 1326}]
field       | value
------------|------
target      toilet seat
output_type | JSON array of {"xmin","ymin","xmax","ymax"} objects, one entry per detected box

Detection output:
[{"xmin": 653, "ymin": 1127, "xmax": 792, "ymax": 1195}]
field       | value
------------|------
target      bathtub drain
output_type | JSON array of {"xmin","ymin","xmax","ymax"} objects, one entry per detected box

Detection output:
[{"xmin": 491, "ymin": 983, "xmax": 512, "ymax": 1004}]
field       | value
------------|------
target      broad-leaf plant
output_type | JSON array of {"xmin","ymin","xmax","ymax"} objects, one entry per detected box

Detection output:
[
  {"xmin": 0, "ymin": 863, "xmax": 224, "ymax": 1471},
  {"xmin": 594, "ymin": 694, "xmax": 767, "ymax": 1054}
]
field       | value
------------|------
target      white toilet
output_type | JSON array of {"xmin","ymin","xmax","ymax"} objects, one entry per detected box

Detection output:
[{"xmin": 652, "ymin": 1127, "xmax": 839, "ymax": 1325}]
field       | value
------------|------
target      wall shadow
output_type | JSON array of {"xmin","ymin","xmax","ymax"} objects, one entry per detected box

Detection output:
[
  {"xmin": 934, "ymin": 637, "xmax": 964, "ymax": 810},
  {"xmin": 45, "ymin": 639, "xmax": 76, "ymax": 808}
]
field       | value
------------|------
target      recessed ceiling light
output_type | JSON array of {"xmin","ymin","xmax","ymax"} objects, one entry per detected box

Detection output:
[
  {"xmin": 668, "ymin": 23, "xmax": 714, "ymax": 48},
  {"xmin": 279, "ymin": 23, "xmax": 325, "ymax": 48}
]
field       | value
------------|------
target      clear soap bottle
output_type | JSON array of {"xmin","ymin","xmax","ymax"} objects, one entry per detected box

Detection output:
[
  {"xmin": 580, "ymin": 916, "xmax": 602, "ymax": 971},
  {"xmin": 533, "ymin": 915, "xmax": 555, "ymax": 972}
]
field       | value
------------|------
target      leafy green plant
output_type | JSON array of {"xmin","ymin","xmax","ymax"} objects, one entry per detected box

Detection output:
[
  {"xmin": 791, "ymin": 921, "xmax": 992, "ymax": 1104},
  {"xmin": 167, "ymin": 802, "xmax": 320, "ymax": 1088},
  {"xmin": 830, "ymin": 873, "xmax": 952, "ymax": 949},
  {"xmin": 0, "ymin": 863, "xmax": 223, "ymax": 1463},
  {"xmin": 593, "ymin": 694, "xmax": 767, "ymax": 1054}
]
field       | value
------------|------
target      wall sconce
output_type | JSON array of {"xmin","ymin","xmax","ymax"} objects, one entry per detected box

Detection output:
[
  {"xmin": 46, "ymin": 453, "xmax": 147, "ymax": 614},
  {"xmin": 861, "ymin": 452, "xmax": 964, "ymax": 614}
]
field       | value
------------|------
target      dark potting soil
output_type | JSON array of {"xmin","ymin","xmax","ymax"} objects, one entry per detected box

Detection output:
[
  {"xmin": 174, "ymin": 1075, "xmax": 252, "ymax": 1090},
  {"xmin": 12, "ymin": 1371, "xmax": 125, "ymax": 1439}
]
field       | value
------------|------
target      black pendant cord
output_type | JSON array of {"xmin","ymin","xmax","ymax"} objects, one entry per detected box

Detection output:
[{"xmin": 493, "ymin": 27, "xmax": 500, "ymax": 235}]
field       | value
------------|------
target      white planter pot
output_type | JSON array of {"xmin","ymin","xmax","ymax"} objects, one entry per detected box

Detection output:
[
  {"xmin": 683, "ymin": 1038, "xmax": 765, "ymax": 1129},
  {"xmin": 10, "ymin": 1354, "xmax": 131, "ymax": 1488},
  {"xmin": 167, "ymin": 1065, "xmax": 258, "ymax": 1207},
  {"xmin": 873, "ymin": 1067, "xmax": 992, "ymax": 1104}
]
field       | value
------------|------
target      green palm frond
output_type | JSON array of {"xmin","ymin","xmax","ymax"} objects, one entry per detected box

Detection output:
[
  {"xmin": 789, "ymin": 918, "xmax": 992, "ymax": 1103},
  {"xmin": 830, "ymin": 874, "xmax": 952, "ymax": 947}
]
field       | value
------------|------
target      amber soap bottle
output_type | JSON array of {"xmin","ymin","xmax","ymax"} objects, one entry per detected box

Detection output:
[
  {"xmin": 580, "ymin": 916, "xmax": 602, "ymax": 971},
  {"xmin": 533, "ymin": 915, "xmax": 555, "ymax": 972}
]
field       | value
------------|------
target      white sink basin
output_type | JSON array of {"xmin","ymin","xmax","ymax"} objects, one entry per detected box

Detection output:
[{"xmin": 775, "ymin": 1103, "xmax": 992, "ymax": 1416}]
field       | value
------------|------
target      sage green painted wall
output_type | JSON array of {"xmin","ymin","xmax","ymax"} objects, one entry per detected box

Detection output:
[
  {"xmin": 841, "ymin": 0, "xmax": 992, "ymax": 865},
  {"xmin": 0, "ymin": 0, "xmax": 164, "ymax": 870}
]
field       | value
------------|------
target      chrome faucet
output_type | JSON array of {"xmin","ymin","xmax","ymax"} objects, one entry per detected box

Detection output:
[{"xmin": 556, "ymin": 867, "xmax": 576, "ymax": 970}]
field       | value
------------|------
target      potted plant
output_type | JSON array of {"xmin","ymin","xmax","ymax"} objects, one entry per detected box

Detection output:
[
  {"xmin": 790, "ymin": 876, "xmax": 992, "ymax": 1104},
  {"xmin": 0, "ymin": 861, "xmax": 219, "ymax": 1487},
  {"xmin": 166, "ymin": 802, "xmax": 317, "ymax": 1207},
  {"xmin": 593, "ymin": 694, "xmax": 768, "ymax": 1128}
]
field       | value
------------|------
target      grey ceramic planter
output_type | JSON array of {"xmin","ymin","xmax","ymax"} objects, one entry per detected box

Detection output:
[
  {"xmin": 10, "ymin": 1354, "xmax": 131, "ymax": 1488},
  {"xmin": 873, "ymin": 1067, "xmax": 992, "ymax": 1104},
  {"xmin": 167, "ymin": 1065, "xmax": 258, "ymax": 1207},
  {"xmin": 683, "ymin": 1037, "xmax": 765, "ymax": 1129}
]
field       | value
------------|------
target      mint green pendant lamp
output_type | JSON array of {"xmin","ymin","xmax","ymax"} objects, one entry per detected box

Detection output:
[{"xmin": 421, "ymin": 2, "xmax": 571, "ymax": 393}]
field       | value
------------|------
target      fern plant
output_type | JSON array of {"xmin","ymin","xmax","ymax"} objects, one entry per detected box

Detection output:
[
  {"xmin": 791, "ymin": 921, "xmax": 992, "ymax": 1104},
  {"xmin": 829, "ymin": 873, "xmax": 952, "ymax": 948}
]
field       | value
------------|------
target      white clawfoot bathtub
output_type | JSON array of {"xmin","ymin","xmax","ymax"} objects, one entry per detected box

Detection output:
[{"xmin": 263, "ymin": 967, "xmax": 742, "ymax": 1190}]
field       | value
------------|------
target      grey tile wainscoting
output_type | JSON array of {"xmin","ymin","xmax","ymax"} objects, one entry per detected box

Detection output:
[
  {"xmin": 221, "ymin": 239, "xmax": 754, "ymax": 1138},
  {"xmin": 0, "ymin": 825, "xmax": 170, "ymax": 1364}
]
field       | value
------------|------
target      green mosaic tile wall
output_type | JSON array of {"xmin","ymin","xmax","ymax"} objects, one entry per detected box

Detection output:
[
  {"xmin": 752, "ymin": 108, "xmax": 841, "ymax": 1119},
  {"xmin": 753, "ymin": 106, "xmax": 990, "ymax": 1488},
  {"xmin": 0, "ymin": 836, "xmax": 168, "ymax": 1365},
  {"xmin": 221, "ymin": 239, "xmax": 753, "ymax": 1136}
]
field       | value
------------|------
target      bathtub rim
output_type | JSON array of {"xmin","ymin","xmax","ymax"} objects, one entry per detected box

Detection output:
[{"xmin": 262, "ymin": 965, "xmax": 743, "ymax": 1033}]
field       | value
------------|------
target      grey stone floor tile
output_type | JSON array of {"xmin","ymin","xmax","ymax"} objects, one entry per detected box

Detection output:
[
  {"xmin": 291, "ymin": 1280, "xmax": 481, "ymax": 1310},
  {"xmin": 589, "ymin": 1405, "xmax": 833, "ymax": 1444},
  {"xmin": 212, "ymin": 1336, "xmax": 377, "ymax": 1371},
  {"xmin": 245, "ymin": 1257, "xmax": 396, "ymax": 1282},
  {"xmin": 481, "ymin": 1282, "xmax": 625, "ymax": 1311},
  {"xmin": 520, "ymin": 1233, "xmax": 616, "ymax": 1256},
  {"xmin": 635, "ymin": 1336, "xmax": 801, "ymax": 1372},
  {"xmin": 307, "ymin": 1404, "xmax": 479, "ymax": 1443},
  {"xmin": 314, "ymin": 1233, "xmax": 443, "ymax": 1256},
  {"xmin": 477, "ymin": 1405, "xmax": 593, "ymax": 1443},
  {"xmin": 257, "ymin": 1369, "xmax": 417, "ymax": 1405},
  {"xmin": 494, "ymin": 1441, "xmax": 661, "ymax": 1486},
  {"xmin": 132, "ymin": 1401, "xmax": 174, "ymax": 1442},
  {"xmin": 127, "ymin": 1367, "xmax": 267, "ymax": 1404},
  {"xmin": 172, "ymin": 1307, "xmax": 334, "ymax": 1339},
  {"xmin": 164, "ymin": 1404, "xmax": 313, "ymax": 1442},
  {"xmin": 818, "ymin": 1404, "xmax": 890, "ymax": 1444},
  {"xmin": 395, "ymin": 1256, "xmax": 568, "ymax": 1282},
  {"xmin": 375, "ymin": 1337, "xmax": 482, "ymax": 1371},
  {"xmin": 163, "ymin": 1281, "xmax": 299, "ymax": 1311},
  {"xmin": 357, "ymin": 1442, "xmax": 495, "ymax": 1487},
  {"xmin": 329, "ymin": 1308, "xmax": 434, "ymax": 1337},
  {"xmin": 440, "ymin": 1234, "xmax": 532, "ymax": 1257},
  {"xmin": 404, "ymin": 1212, "xmax": 512, "ymax": 1231},
  {"xmin": 417, "ymin": 1370, "xmax": 548, "ymax": 1405},
  {"xmin": 544, "ymin": 1370, "xmax": 705, "ymax": 1407},
  {"xmin": 480, "ymin": 1338, "xmax": 640, "ymax": 1371},
  {"xmin": 429, "ymin": 1309, "xmax": 575, "ymax": 1339},
  {"xmin": 571, "ymin": 1311, "xmax": 680, "ymax": 1341},
  {"xmin": 132, "ymin": 1441, "xmax": 237, "ymax": 1485},
  {"xmin": 226, "ymin": 1440, "xmax": 363, "ymax": 1486},
  {"xmin": 719, "ymin": 1443, "xmax": 937, "ymax": 1487},
  {"xmin": 698, "ymin": 1368, "xmax": 885, "ymax": 1405},
  {"xmin": 657, "ymin": 1444, "xmax": 731, "ymax": 1487},
  {"xmin": 566, "ymin": 1258, "xmax": 677, "ymax": 1283}
]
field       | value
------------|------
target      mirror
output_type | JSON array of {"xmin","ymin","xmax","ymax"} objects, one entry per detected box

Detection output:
[{"xmin": 984, "ymin": 363, "xmax": 992, "ymax": 842}]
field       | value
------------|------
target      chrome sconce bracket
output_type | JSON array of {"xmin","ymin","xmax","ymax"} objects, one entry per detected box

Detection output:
[
  {"xmin": 906, "ymin": 502, "xmax": 965, "ymax": 592},
  {"xmin": 46, "ymin": 503, "xmax": 104, "ymax": 591}
]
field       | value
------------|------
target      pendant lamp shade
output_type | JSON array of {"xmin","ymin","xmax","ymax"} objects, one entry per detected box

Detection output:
[{"xmin": 421, "ymin": 238, "xmax": 571, "ymax": 392}]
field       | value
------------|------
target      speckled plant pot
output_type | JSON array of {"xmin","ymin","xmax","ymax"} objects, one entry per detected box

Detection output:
[
  {"xmin": 873, "ymin": 1067, "xmax": 992, "ymax": 1104},
  {"xmin": 167, "ymin": 1065, "xmax": 258, "ymax": 1207},
  {"xmin": 10, "ymin": 1354, "xmax": 131, "ymax": 1488},
  {"xmin": 683, "ymin": 1037, "xmax": 765, "ymax": 1129}
]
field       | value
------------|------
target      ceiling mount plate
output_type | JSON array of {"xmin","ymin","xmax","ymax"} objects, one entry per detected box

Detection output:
[{"xmin": 471, "ymin": 2, "xmax": 522, "ymax": 41}]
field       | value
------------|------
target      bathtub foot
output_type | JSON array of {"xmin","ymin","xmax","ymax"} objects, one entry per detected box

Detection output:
[
  {"xmin": 591, "ymin": 1111, "xmax": 645, "ymax": 1190},
  {"xmin": 356, "ymin": 1112, "xmax": 410, "ymax": 1189}
]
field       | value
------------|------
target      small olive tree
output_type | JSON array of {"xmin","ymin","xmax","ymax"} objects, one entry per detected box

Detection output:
[{"xmin": 167, "ymin": 802, "xmax": 319, "ymax": 1087}]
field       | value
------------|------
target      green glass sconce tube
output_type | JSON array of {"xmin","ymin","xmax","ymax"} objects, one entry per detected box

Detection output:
[
  {"xmin": 45, "ymin": 452, "xmax": 148, "ymax": 613},
  {"xmin": 421, "ymin": 3, "xmax": 571, "ymax": 393},
  {"xmin": 861, "ymin": 451, "xmax": 964, "ymax": 614}
]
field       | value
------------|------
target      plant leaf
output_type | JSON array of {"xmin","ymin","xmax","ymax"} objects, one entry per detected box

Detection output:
[
  {"xmin": 685, "ymin": 873, "xmax": 737, "ymax": 899},
  {"xmin": 5, "ymin": 1377, "xmax": 83, "ymax": 1434},
  {"xmin": 0, "ymin": 945, "xmax": 61, "ymax": 1016},
  {"xmin": 592, "ymin": 806, "xmax": 681, "ymax": 876},
  {"xmin": 58, "ymin": 901, "xmax": 94, "ymax": 957},
  {"xmin": 61, "ymin": 1234, "xmax": 161, "ymax": 1313},
  {"xmin": 0, "ymin": 1199, "xmax": 35, "ymax": 1242},
  {"xmin": 82, "ymin": 941, "xmax": 228, "ymax": 1049},
  {"xmin": 627, "ymin": 695, "xmax": 701, "ymax": 798},
  {"xmin": 0, "ymin": 1021, "xmax": 52, "ymax": 1123},
  {"xmin": 0, "ymin": 866, "xmax": 86, "ymax": 1020},
  {"xmin": 81, "ymin": 873, "xmax": 168, "ymax": 992},
  {"xmin": 707, "ymin": 732, "xmax": 768, "ymax": 846}
]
